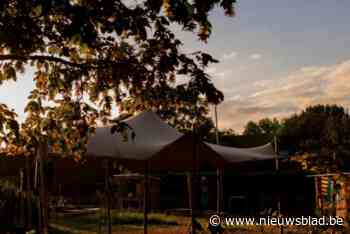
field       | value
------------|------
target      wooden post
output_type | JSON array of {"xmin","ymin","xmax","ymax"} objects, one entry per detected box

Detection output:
[
  {"xmin": 104, "ymin": 160, "xmax": 112, "ymax": 234},
  {"xmin": 274, "ymin": 136, "xmax": 279, "ymax": 171},
  {"xmin": 314, "ymin": 177, "xmax": 319, "ymax": 212},
  {"xmin": 25, "ymin": 156, "xmax": 33, "ymax": 228},
  {"xmin": 144, "ymin": 160, "xmax": 149, "ymax": 234},
  {"xmin": 216, "ymin": 169, "xmax": 220, "ymax": 213},
  {"xmin": 38, "ymin": 142, "xmax": 49, "ymax": 234},
  {"xmin": 214, "ymin": 105, "xmax": 219, "ymax": 146},
  {"xmin": 19, "ymin": 169, "xmax": 25, "ymax": 226},
  {"xmin": 214, "ymin": 104, "xmax": 223, "ymax": 214},
  {"xmin": 274, "ymin": 136, "xmax": 283, "ymax": 234},
  {"xmin": 220, "ymin": 169, "xmax": 224, "ymax": 212},
  {"xmin": 187, "ymin": 172, "xmax": 192, "ymax": 210},
  {"xmin": 191, "ymin": 131, "xmax": 199, "ymax": 234}
]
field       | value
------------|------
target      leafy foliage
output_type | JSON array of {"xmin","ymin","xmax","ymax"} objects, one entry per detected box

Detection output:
[
  {"xmin": 0, "ymin": 0, "xmax": 236, "ymax": 158},
  {"xmin": 279, "ymin": 105, "xmax": 350, "ymax": 173},
  {"xmin": 243, "ymin": 118, "xmax": 281, "ymax": 136}
]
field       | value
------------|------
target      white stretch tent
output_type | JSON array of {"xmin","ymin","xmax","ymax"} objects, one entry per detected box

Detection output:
[
  {"xmin": 205, "ymin": 142, "xmax": 276, "ymax": 163},
  {"xmin": 87, "ymin": 111, "xmax": 183, "ymax": 160},
  {"xmin": 86, "ymin": 111, "xmax": 275, "ymax": 164}
]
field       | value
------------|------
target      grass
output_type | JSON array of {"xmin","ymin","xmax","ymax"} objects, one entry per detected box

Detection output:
[
  {"xmin": 50, "ymin": 210, "xmax": 183, "ymax": 234},
  {"xmin": 48, "ymin": 211, "xmax": 343, "ymax": 234}
]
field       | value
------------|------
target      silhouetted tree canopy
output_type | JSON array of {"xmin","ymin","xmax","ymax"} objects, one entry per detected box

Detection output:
[
  {"xmin": 279, "ymin": 104, "xmax": 350, "ymax": 173},
  {"xmin": 0, "ymin": 0, "xmax": 236, "ymax": 158},
  {"xmin": 243, "ymin": 118, "xmax": 281, "ymax": 137},
  {"xmin": 243, "ymin": 121, "xmax": 262, "ymax": 136}
]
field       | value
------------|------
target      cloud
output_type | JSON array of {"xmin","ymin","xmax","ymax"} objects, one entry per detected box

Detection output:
[
  {"xmin": 253, "ymin": 79, "xmax": 274, "ymax": 88},
  {"xmin": 221, "ymin": 51, "xmax": 238, "ymax": 60},
  {"xmin": 216, "ymin": 59, "xmax": 350, "ymax": 132},
  {"xmin": 250, "ymin": 53, "xmax": 262, "ymax": 60}
]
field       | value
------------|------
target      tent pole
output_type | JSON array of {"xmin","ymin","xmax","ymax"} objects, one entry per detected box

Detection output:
[{"xmin": 144, "ymin": 160, "xmax": 149, "ymax": 234}]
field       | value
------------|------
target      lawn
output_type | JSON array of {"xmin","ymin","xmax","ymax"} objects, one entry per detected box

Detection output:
[
  {"xmin": 50, "ymin": 210, "xmax": 192, "ymax": 234},
  {"xmin": 48, "ymin": 211, "xmax": 341, "ymax": 234}
]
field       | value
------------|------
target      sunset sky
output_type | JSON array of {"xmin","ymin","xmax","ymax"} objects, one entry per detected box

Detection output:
[{"xmin": 1, "ymin": 0, "xmax": 350, "ymax": 132}]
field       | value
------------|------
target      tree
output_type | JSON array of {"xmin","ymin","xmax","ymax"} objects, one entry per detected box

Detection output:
[
  {"xmin": 279, "ymin": 104, "xmax": 350, "ymax": 173},
  {"xmin": 243, "ymin": 118, "xmax": 281, "ymax": 136},
  {"xmin": 258, "ymin": 118, "xmax": 280, "ymax": 136},
  {"xmin": 0, "ymin": 1, "xmax": 237, "ymax": 233},
  {"xmin": 0, "ymin": 0, "xmax": 236, "ymax": 157},
  {"xmin": 243, "ymin": 121, "xmax": 263, "ymax": 136}
]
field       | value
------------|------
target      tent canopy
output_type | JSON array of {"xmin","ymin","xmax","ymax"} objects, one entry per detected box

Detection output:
[
  {"xmin": 205, "ymin": 142, "xmax": 276, "ymax": 163},
  {"xmin": 86, "ymin": 111, "xmax": 276, "ymax": 167},
  {"xmin": 87, "ymin": 111, "xmax": 183, "ymax": 160}
]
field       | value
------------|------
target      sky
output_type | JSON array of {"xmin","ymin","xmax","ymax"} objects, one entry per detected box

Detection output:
[{"xmin": 1, "ymin": 0, "xmax": 350, "ymax": 132}]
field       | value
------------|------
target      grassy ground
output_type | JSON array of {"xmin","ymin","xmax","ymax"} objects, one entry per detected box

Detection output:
[
  {"xmin": 49, "ymin": 211, "xmax": 343, "ymax": 234},
  {"xmin": 50, "ymin": 211, "xmax": 190, "ymax": 234}
]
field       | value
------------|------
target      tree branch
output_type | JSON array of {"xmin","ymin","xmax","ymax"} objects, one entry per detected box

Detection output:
[{"xmin": 0, "ymin": 54, "xmax": 128, "ymax": 69}]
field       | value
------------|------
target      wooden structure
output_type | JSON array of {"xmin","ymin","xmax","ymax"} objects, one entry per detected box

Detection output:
[{"xmin": 314, "ymin": 174, "xmax": 350, "ymax": 219}]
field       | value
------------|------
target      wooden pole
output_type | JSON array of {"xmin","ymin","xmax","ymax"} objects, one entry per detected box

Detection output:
[
  {"xmin": 274, "ymin": 136, "xmax": 279, "ymax": 171},
  {"xmin": 214, "ymin": 104, "xmax": 222, "ymax": 214},
  {"xmin": 105, "ymin": 160, "xmax": 112, "ymax": 234},
  {"xmin": 216, "ymin": 169, "xmax": 220, "ymax": 213},
  {"xmin": 144, "ymin": 160, "xmax": 149, "ymax": 234},
  {"xmin": 274, "ymin": 136, "xmax": 283, "ymax": 234},
  {"xmin": 214, "ymin": 105, "xmax": 219, "ymax": 146},
  {"xmin": 191, "ymin": 130, "xmax": 199, "ymax": 234},
  {"xmin": 19, "ymin": 169, "xmax": 25, "ymax": 226},
  {"xmin": 187, "ymin": 172, "xmax": 192, "ymax": 210},
  {"xmin": 314, "ymin": 177, "xmax": 319, "ymax": 212},
  {"xmin": 220, "ymin": 169, "xmax": 224, "ymax": 212},
  {"xmin": 38, "ymin": 142, "xmax": 49, "ymax": 234},
  {"xmin": 25, "ymin": 157, "xmax": 33, "ymax": 228}
]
